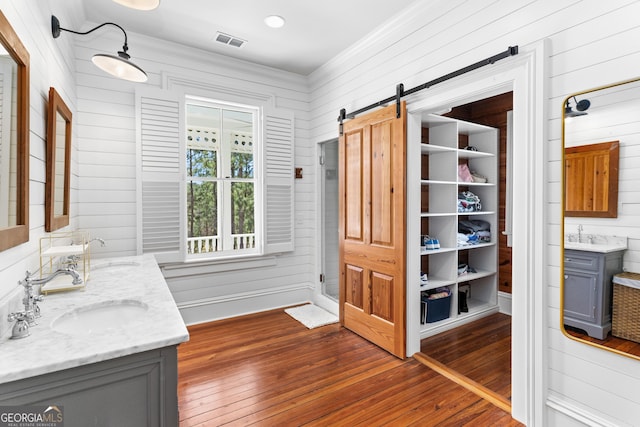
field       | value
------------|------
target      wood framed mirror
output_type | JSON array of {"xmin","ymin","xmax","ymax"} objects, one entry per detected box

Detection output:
[
  {"xmin": 565, "ymin": 140, "xmax": 619, "ymax": 218},
  {"xmin": 561, "ymin": 77, "xmax": 640, "ymax": 360},
  {"xmin": 0, "ymin": 11, "xmax": 29, "ymax": 251},
  {"xmin": 45, "ymin": 87, "xmax": 71, "ymax": 232}
]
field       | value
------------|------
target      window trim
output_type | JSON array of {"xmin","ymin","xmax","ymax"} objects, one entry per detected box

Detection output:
[
  {"xmin": 185, "ymin": 96, "xmax": 262, "ymax": 260},
  {"xmin": 136, "ymin": 86, "xmax": 294, "ymax": 265}
]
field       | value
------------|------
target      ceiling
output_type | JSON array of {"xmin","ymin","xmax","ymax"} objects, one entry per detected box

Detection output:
[{"xmin": 79, "ymin": 0, "xmax": 417, "ymax": 75}]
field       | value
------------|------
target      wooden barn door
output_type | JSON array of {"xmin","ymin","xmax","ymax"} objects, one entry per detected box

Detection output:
[{"xmin": 339, "ymin": 102, "xmax": 407, "ymax": 358}]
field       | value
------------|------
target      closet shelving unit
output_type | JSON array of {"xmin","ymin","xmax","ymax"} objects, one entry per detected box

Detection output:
[{"xmin": 418, "ymin": 114, "xmax": 499, "ymax": 338}]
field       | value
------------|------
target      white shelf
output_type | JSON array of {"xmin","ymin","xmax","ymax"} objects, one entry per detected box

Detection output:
[
  {"xmin": 417, "ymin": 113, "xmax": 499, "ymax": 336},
  {"xmin": 421, "ymin": 212, "xmax": 457, "ymax": 218},
  {"xmin": 457, "ymin": 149, "xmax": 495, "ymax": 159},
  {"xmin": 456, "ymin": 269, "xmax": 495, "ymax": 282},
  {"xmin": 419, "ymin": 278, "xmax": 456, "ymax": 291},
  {"xmin": 42, "ymin": 244, "xmax": 87, "ymax": 257},
  {"xmin": 421, "ymin": 144, "xmax": 457, "ymax": 154},
  {"xmin": 457, "ymin": 241, "xmax": 496, "ymax": 250},
  {"xmin": 421, "ymin": 179, "xmax": 457, "ymax": 185},
  {"xmin": 457, "ymin": 182, "xmax": 496, "ymax": 187},
  {"xmin": 420, "ymin": 247, "xmax": 457, "ymax": 255},
  {"xmin": 459, "ymin": 211, "xmax": 495, "ymax": 216}
]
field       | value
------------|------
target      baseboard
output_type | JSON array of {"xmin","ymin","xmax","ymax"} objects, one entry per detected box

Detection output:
[
  {"xmin": 498, "ymin": 291, "xmax": 512, "ymax": 315},
  {"xmin": 177, "ymin": 284, "xmax": 314, "ymax": 326},
  {"xmin": 546, "ymin": 393, "xmax": 621, "ymax": 427}
]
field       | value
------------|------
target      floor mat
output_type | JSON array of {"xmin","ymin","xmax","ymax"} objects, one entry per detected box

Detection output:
[{"xmin": 284, "ymin": 304, "xmax": 338, "ymax": 329}]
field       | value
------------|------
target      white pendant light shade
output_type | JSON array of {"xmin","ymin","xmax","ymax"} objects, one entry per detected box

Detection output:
[
  {"xmin": 92, "ymin": 53, "xmax": 148, "ymax": 82},
  {"xmin": 112, "ymin": 0, "xmax": 160, "ymax": 11}
]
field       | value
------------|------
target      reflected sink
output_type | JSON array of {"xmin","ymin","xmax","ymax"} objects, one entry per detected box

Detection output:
[
  {"xmin": 51, "ymin": 300, "xmax": 148, "ymax": 335},
  {"xmin": 565, "ymin": 240, "xmax": 627, "ymax": 253}
]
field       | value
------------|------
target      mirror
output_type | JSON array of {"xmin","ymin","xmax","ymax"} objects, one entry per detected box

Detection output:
[
  {"xmin": 45, "ymin": 87, "xmax": 71, "ymax": 231},
  {"xmin": 0, "ymin": 11, "xmax": 29, "ymax": 251},
  {"xmin": 565, "ymin": 140, "xmax": 619, "ymax": 218},
  {"xmin": 562, "ymin": 77, "xmax": 640, "ymax": 359}
]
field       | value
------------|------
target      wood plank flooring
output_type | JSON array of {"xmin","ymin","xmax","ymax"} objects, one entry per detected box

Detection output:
[
  {"xmin": 178, "ymin": 309, "xmax": 522, "ymax": 426},
  {"xmin": 420, "ymin": 312, "xmax": 512, "ymax": 402},
  {"xmin": 565, "ymin": 326, "xmax": 640, "ymax": 358}
]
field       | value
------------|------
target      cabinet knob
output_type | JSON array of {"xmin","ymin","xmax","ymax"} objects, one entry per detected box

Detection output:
[{"xmin": 564, "ymin": 275, "xmax": 569, "ymax": 279}]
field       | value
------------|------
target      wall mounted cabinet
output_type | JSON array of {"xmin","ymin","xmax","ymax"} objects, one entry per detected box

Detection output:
[{"xmin": 417, "ymin": 115, "xmax": 499, "ymax": 338}]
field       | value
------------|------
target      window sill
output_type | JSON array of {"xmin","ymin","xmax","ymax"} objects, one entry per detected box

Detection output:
[{"xmin": 159, "ymin": 254, "xmax": 277, "ymax": 279}]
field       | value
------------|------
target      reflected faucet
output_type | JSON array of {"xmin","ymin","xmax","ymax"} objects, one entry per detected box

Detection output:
[
  {"xmin": 89, "ymin": 237, "xmax": 106, "ymax": 247},
  {"xmin": 7, "ymin": 269, "xmax": 83, "ymax": 339},
  {"xmin": 577, "ymin": 225, "xmax": 583, "ymax": 243}
]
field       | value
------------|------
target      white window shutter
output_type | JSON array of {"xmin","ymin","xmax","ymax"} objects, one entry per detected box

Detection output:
[
  {"xmin": 135, "ymin": 88, "xmax": 185, "ymax": 263},
  {"xmin": 263, "ymin": 106, "xmax": 294, "ymax": 254}
]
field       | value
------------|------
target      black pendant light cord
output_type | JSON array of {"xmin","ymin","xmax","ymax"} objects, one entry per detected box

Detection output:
[{"xmin": 52, "ymin": 16, "xmax": 130, "ymax": 56}]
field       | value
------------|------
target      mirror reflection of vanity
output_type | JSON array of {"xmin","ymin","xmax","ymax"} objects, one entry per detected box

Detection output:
[
  {"xmin": 562, "ymin": 77, "xmax": 640, "ymax": 358},
  {"xmin": 0, "ymin": 11, "xmax": 29, "ymax": 251}
]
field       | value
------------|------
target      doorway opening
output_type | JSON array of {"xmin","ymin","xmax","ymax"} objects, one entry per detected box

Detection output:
[
  {"xmin": 320, "ymin": 138, "xmax": 339, "ymax": 301},
  {"xmin": 416, "ymin": 92, "xmax": 514, "ymax": 407}
]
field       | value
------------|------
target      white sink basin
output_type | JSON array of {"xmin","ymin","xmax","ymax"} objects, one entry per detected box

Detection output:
[
  {"xmin": 92, "ymin": 261, "xmax": 141, "ymax": 270},
  {"xmin": 51, "ymin": 300, "xmax": 148, "ymax": 335},
  {"xmin": 564, "ymin": 241, "xmax": 627, "ymax": 253}
]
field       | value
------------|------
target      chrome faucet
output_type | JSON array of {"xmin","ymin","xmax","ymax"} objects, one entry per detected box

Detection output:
[
  {"xmin": 7, "ymin": 269, "xmax": 83, "ymax": 339},
  {"xmin": 577, "ymin": 224, "xmax": 583, "ymax": 243}
]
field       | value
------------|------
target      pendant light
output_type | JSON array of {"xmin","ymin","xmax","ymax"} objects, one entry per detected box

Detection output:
[
  {"xmin": 112, "ymin": 0, "xmax": 160, "ymax": 11},
  {"xmin": 51, "ymin": 15, "xmax": 148, "ymax": 83},
  {"xmin": 565, "ymin": 96, "xmax": 591, "ymax": 118}
]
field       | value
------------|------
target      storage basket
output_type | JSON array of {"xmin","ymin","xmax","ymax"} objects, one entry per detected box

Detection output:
[
  {"xmin": 421, "ymin": 289, "xmax": 451, "ymax": 324},
  {"xmin": 612, "ymin": 272, "xmax": 640, "ymax": 343}
]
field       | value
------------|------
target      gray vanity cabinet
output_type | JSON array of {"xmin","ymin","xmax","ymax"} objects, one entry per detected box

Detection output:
[
  {"xmin": 564, "ymin": 249, "xmax": 624, "ymax": 339},
  {"xmin": 0, "ymin": 346, "xmax": 178, "ymax": 427}
]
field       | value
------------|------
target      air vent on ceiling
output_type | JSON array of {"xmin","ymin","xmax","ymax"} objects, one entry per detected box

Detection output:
[{"xmin": 215, "ymin": 32, "xmax": 246, "ymax": 48}]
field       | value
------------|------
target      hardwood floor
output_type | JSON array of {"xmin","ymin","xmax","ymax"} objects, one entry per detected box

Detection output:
[
  {"xmin": 565, "ymin": 326, "xmax": 640, "ymax": 358},
  {"xmin": 419, "ymin": 312, "xmax": 512, "ymax": 403},
  {"xmin": 178, "ymin": 309, "xmax": 522, "ymax": 426}
]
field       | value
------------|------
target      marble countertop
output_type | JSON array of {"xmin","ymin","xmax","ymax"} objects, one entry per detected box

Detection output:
[
  {"xmin": 0, "ymin": 254, "xmax": 189, "ymax": 384},
  {"xmin": 564, "ymin": 234, "xmax": 628, "ymax": 253}
]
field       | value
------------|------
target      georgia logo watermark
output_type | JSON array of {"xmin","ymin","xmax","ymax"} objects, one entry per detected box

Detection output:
[{"xmin": 0, "ymin": 405, "xmax": 63, "ymax": 427}]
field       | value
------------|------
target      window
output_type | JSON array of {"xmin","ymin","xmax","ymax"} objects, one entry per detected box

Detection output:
[
  {"xmin": 136, "ymin": 87, "xmax": 294, "ymax": 264},
  {"xmin": 186, "ymin": 100, "xmax": 259, "ymax": 258}
]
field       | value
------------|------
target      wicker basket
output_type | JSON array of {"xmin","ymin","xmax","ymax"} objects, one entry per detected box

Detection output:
[{"xmin": 612, "ymin": 272, "xmax": 640, "ymax": 343}]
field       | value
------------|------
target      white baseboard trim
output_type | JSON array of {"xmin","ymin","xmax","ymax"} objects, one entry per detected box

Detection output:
[
  {"xmin": 498, "ymin": 291, "xmax": 512, "ymax": 315},
  {"xmin": 546, "ymin": 393, "xmax": 622, "ymax": 427},
  {"xmin": 177, "ymin": 283, "xmax": 314, "ymax": 326}
]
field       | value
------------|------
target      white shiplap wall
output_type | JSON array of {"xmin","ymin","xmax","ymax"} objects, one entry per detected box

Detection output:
[
  {"xmin": 307, "ymin": 0, "xmax": 640, "ymax": 425},
  {"xmin": 2, "ymin": 0, "xmax": 640, "ymax": 424},
  {"xmin": 72, "ymin": 29, "xmax": 315, "ymax": 323},
  {"xmin": 0, "ymin": 0, "xmax": 81, "ymax": 336}
]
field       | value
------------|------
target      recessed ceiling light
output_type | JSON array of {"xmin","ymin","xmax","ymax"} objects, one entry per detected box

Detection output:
[
  {"xmin": 112, "ymin": 0, "xmax": 160, "ymax": 11},
  {"xmin": 264, "ymin": 15, "xmax": 285, "ymax": 29}
]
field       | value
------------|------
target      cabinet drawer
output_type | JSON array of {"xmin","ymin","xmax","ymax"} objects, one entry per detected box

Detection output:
[{"xmin": 564, "ymin": 250, "xmax": 600, "ymax": 271}]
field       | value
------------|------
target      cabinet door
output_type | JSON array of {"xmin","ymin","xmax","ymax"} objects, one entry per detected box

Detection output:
[{"xmin": 564, "ymin": 270, "xmax": 598, "ymax": 323}]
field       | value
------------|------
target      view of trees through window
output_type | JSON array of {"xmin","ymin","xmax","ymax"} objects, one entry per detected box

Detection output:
[{"xmin": 186, "ymin": 101, "xmax": 256, "ymax": 255}]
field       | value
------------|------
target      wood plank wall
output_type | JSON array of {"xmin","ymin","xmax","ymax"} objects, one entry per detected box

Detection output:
[
  {"xmin": 0, "ymin": 2, "xmax": 79, "ymax": 315},
  {"xmin": 71, "ymin": 31, "xmax": 316, "ymax": 324}
]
